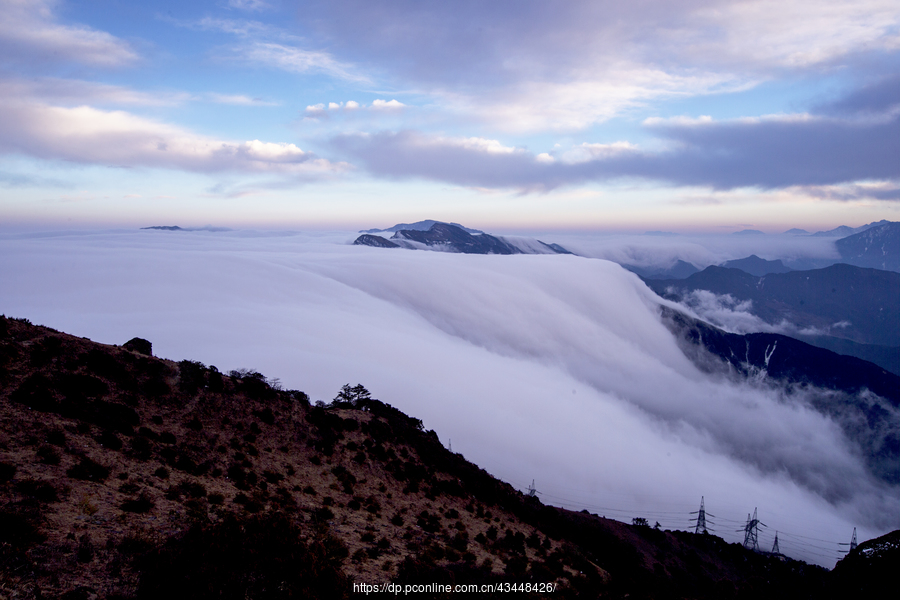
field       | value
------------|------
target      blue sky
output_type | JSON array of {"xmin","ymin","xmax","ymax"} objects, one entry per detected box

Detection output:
[{"xmin": 1, "ymin": 0, "xmax": 898, "ymax": 231}]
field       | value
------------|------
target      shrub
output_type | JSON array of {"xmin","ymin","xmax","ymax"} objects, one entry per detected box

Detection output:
[
  {"xmin": 76, "ymin": 534, "xmax": 95, "ymax": 563},
  {"xmin": 46, "ymin": 428, "xmax": 67, "ymax": 446},
  {"xmin": 36, "ymin": 445, "xmax": 61, "ymax": 465},
  {"xmin": 17, "ymin": 479, "xmax": 61, "ymax": 503},
  {"xmin": 119, "ymin": 482, "xmax": 141, "ymax": 495},
  {"xmin": 97, "ymin": 429, "xmax": 123, "ymax": 451},
  {"xmin": 180, "ymin": 480, "xmax": 207, "ymax": 499},
  {"xmin": 124, "ymin": 337, "xmax": 152, "ymax": 356},
  {"xmin": 178, "ymin": 360, "xmax": 207, "ymax": 396},
  {"xmin": 67, "ymin": 457, "xmax": 110, "ymax": 482},
  {"xmin": 313, "ymin": 507, "xmax": 334, "ymax": 521},
  {"xmin": 121, "ymin": 494, "xmax": 155, "ymax": 514}
]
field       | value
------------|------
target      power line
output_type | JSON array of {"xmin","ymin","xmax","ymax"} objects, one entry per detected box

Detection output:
[{"xmin": 507, "ymin": 479, "xmax": 851, "ymax": 562}]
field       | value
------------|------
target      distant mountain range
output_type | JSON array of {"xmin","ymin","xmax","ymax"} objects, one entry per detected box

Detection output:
[
  {"xmin": 140, "ymin": 225, "xmax": 232, "ymax": 232},
  {"xmin": 622, "ymin": 260, "xmax": 700, "ymax": 280},
  {"xmin": 646, "ymin": 263, "xmax": 900, "ymax": 374},
  {"xmin": 720, "ymin": 255, "xmax": 792, "ymax": 276},
  {"xmin": 627, "ymin": 221, "xmax": 899, "ymax": 279},
  {"xmin": 811, "ymin": 220, "xmax": 893, "ymax": 237},
  {"xmin": 354, "ymin": 222, "xmax": 572, "ymax": 255},
  {"xmin": 835, "ymin": 221, "xmax": 899, "ymax": 271}
]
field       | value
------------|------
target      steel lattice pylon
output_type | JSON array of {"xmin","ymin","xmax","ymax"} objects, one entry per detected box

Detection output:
[
  {"xmin": 694, "ymin": 497, "xmax": 708, "ymax": 534},
  {"xmin": 743, "ymin": 508, "xmax": 762, "ymax": 552}
]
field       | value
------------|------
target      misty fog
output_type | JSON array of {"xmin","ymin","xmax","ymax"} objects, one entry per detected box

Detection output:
[{"xmin": 1, "ymin": 227, "xmax": 894, "ymax": 565}]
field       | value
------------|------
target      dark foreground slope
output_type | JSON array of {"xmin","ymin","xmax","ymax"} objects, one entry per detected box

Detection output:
[{"xmin": 0, "ymin": 316, "xmax": 841, "ymax": 599}]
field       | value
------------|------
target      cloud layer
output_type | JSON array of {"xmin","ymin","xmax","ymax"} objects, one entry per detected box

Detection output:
[
  {"xmin": 0, "ymin": 100, "xmax": 347, "ymax": 175},
  {"xmin": 1, "ymin": 229, "xmax": 895, "ymax": 564},
  {"xmin": 332, "ymin": 99, "xmax": 900, "ymax": 191},
  {"xmin": 0, "ymin": 0, "xmax": 137, "ymax": 67},
  {"xmin": 303, "ymin": 0, "xmax": 900, "ymax": 131}
]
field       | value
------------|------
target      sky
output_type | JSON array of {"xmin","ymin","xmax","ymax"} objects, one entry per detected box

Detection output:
[{"xmin": 1, "ymin": 0, "xmax": 899, "ymax": 232}]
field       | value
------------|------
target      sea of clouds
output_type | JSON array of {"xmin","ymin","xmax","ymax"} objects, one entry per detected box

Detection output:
[{"xmin": 1, "ymin": 227, "xmax": 894, "ymax": 565}]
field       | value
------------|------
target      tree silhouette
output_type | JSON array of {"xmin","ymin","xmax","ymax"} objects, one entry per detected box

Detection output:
[{"xmin": 333, "ymin": 384, "xmax": 372, "ymax": 407}]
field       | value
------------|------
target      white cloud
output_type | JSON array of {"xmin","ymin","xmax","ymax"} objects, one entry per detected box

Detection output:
[
  {"xmin": 561, "ymin": 141, "xmax": 639, "ymax": 164},
  {"xmin": 240, "ymin": 41, "xmax": 366, "ymax": 81},
  {"xmin": 207, "ymin": 93, "xmax": 278, "ymax": 106},
  {"xmin": 189, "ymin": 15, "xmax": 367, "ymax": 83},
  {"xmin": 688, "ymin": 0, "xmax": 900, "ymax": 69},
  {"xmin": 0, "ymin": 77, "xmax": 188, "ymax": 107},
  {"xmin": 433, "ymin": 135, "xmax": 520, "ymax": 155},
  {"xmin": 450, "ymin": 67, "xmax": 746, "ymax": 132},
  {"xmin": 0, "ymin": 0, "xmax": 137, "ymax": 66},
  {"xmin": 371, "ymin": 98, "xmax": 406, "ymax": 110},
  {"xmin": 228, "ymin": 0, "xmax": 270, "ymax": 11},
  {"xmin": 0, "ymin": 101, "xmax": 349, "ymax": 176},
  {"xmin": 194, "ymin": 16, "xmax": 279, "ymax": 38}
]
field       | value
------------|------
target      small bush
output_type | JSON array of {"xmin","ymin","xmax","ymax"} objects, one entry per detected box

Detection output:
[
  {"xmin": 119, "ymin": 482, "xmax": 141, "ymax": 495},
  {"xmin": 121, "ymin": 494, "xmax": 155, "ymax": 514},
  {"xmin": 67, "ymin": 457, "xmax": 110, "ymax": 482},
  {"xmin": 17, "ymin": 479, "xmax": 61, "ymax": 503},
  {"xmin": 180, "ymin": 480, "xmax": 207, "ymax": 499},
  {"xmin": 97, "ymin": 429, "xmax": 123, "ymax": 451},
  {"xmin": 46, "ymin": 429, "xmax": 67, "ymax": 446},
  {"xmin": 76, "ymin": 534, "xmax": 95, "ymax": 563},
  {"xmin": 314, "ymin": 507, "xmax": 334, "ymax": 521},
  {"xmin": 36, "ymin": 445, "xmax": 61, "ymax": 465}
]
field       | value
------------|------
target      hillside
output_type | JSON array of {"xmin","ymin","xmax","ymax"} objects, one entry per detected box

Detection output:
[
  {"xmin": 645, "ymin": 263, "xmax": 900, "ymax": 373},
  {"xmin": 835, "ymin": 221, "xmax": 900, "ymax": 272},
  {"xmin": 0, "ymin": 315, "xmax": 851, "ymax": 599}
]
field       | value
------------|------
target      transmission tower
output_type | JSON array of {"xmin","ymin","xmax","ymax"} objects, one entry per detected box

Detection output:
[
  {"xmin": 743, "ymin": 508, "xmax": 764, "ymax": 552},
  {"xmin": 771, "ymin": 531, "xmax": 781, "ymax": 555},
  {"xmin": 527, "ymin": 480, "xmax": 537, "ymax": 497},
  {"xmin": 850, "ymin": 527, "xmax": 858, "ymax": 551},
  {"xmin": 691, "ymin": 496, "xmax": 713, "ymax": 534}
]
